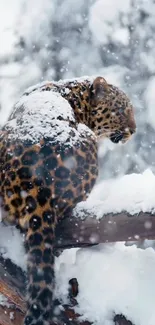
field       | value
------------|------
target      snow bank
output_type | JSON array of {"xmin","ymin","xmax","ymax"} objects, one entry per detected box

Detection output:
[
  {"xmin": 75, "ymin": 169, "xmax": 155, "ymax": 218},
  {"xmin": 55, "ymin": 243, "xmax": 155, "ymax": 325}
]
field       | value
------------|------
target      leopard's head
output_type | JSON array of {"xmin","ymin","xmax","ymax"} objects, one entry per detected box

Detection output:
[{"xmin": 90, "ymin": 77, "xmax": 136, "ymax": 143}]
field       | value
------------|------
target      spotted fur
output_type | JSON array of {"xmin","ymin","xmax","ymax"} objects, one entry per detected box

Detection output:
[{"xmin": 0, "ymin": 76, "xmax": 136, "ymax": 325}]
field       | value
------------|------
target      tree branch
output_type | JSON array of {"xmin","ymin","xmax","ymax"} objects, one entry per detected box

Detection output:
[{"xmin": 55, "ymin": 211, "xmax": 155, "ymax": 249}]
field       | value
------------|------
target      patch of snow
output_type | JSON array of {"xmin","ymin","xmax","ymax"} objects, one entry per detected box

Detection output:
[
  {"xmin": 4, "ymin": 87, "xmax": 95, "ymax": 145},
  {"xmin": 0, "ymin": 224, "xmax": 26, "ymax": 270},
  {"xmin": 9, "ymin": 311, "xmax": 15, "ymax": 320},
  {"xmin": 55, "ymin": 243, "xmax": 155, "ymax": 325},
  {"xmin": 75, "ymin": 169, "xmax": 155, "ymax": 218},
  {"xmin": 0, "ymin": 294, "xmax": 10, "ymax": 307}
]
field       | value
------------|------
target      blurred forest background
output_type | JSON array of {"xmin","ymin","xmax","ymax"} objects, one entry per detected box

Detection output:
[{"xmin": 0, "ymin": 0, "xmax": 155, "ymax": 179}]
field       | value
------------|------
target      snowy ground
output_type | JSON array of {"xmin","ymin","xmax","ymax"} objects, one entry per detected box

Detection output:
[{"xmin": 1, "ymin": 169, "xmax": 155, "ymax": 324}]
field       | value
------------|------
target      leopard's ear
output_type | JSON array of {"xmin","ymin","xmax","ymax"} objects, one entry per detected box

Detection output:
[{"xmin": 92, "ymin": 77, "xmax": 108, "ymax": 101}]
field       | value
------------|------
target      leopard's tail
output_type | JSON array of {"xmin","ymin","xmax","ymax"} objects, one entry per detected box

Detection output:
[{"xmin": 24, "ymin": 219, "xmax": 56, "ymax": 325}]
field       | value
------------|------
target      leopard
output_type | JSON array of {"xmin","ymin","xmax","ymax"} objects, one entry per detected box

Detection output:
[{"xmin": 0, "ymin": 76, "xmax": 136, "ymax": 325}]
